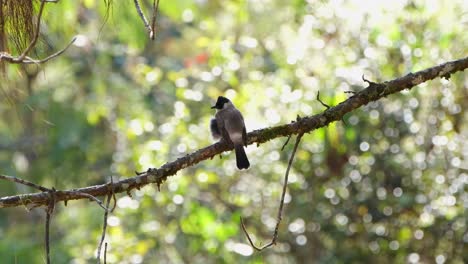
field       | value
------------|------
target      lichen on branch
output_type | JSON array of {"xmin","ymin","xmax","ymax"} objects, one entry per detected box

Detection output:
[{"xmin": 0, "ymin": 56, "xmax": 467, "ymax": 209}]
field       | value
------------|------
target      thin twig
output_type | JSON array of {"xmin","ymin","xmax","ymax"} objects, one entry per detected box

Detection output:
[
  {"xmin": 133, "ymin": 0, "xmax": 152, "ymax": 37},
  {"xmin": 45, "ymin": 210, "xmax": 52, "ymax": 264},
  {"xmin": 104, "ymin": 243, "xmax": 108, "ymax": 264},
  {"xmin": 45, "ymin": 189, "xmax": 56, "ymax": 264},
  {"xmin": 150, "ymin": 0, "xmax": 160, "ymax": 40},
  {"xmin": 22, "ymin": 37, "xmax": 76, "ymax": 64},
  {"xmin": 97, "ymin": 193, "xmax": 112, "ymax": 263},
  {"xmin": 241, "ymin": 133, "xmax": 304, "ymax": 251},
  {"xmin": 74, "ymin": 192, "xmax": 109, "ymax": 211},
  {"xmin": 0, "ymin": 174, "xmax": 51, "ymax": 192},
  {"xmin": 281, "ymin": 135, "xmax": 292, "ymax": 151},
  {"xmin": 1, "ymin": 37, "xmax": 76, "ymax": 65},
  {"xmin": 316, "ymin": 91, "xmax": 330, "ymax": 109},
  {"xmin": 17, "ymin": 0, "xmax": 47, "ymax": 61},
  {"xmin": 97, "ymin": 176, "xmax": 115, "ymax": 263},
  {"xmin": 109, "ymin": 176, "xmax": 117, "ymax": 212}
]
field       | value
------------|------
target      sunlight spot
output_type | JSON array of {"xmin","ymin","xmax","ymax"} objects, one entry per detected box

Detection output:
[
  {"xmin": 107, "ymin": 216, "xmax": 120, "ymax": 227},
  {"xmin": 165, "ymin": 233, "xmax": 176, "ymax": 244},
  {"xmin": 182, "ymin": 9, "xmax": 194, "ymax": 23},
  {"xmin": 296, "ymin": 235, "xmax": 307, "ymax": 246},
  {"xmin": 240, "ymin": 36, "xmax": 258, "ymax": 48},
  {"xmin": 138, "ymin": 154, "xmax": 151, "ymax": 167},
  {"xmin": 419, "ymin": 212, "xmax": 434, "ymax": 226},
  {"xmin": 146, "ymin": 71, "xmax": 159, "ymax": 83},
  {"xmin": 147, "ymin": 140, "xmax": 162, "ymax": 150},
  {"xmin": 265, "ymin": 109, "xmax": 280, "ymax": 124},
  {"xmin": 232, "ymin": 243, "xmax": 253, "ymax": 256},
  {"xmin": 117, "ymin": 196, "xmax": 139, "ymax": 209},
  {"xmin": 435, "ymin": 255, "xmax": 446, "ymax": 264},
  {"xmin": 435, "ymin": 174, "xmax": 445, "ymax": 184},
  {"xmin": 141, "ymin": 221, "xmax": 160, "ymax": 232},
  {"xmin": 197, "ymin": 172, "xmax": 208, "ymax": 183},
  {"xmin": 335, "ymin": 214, "xmax": 348, "ymax": 226},
  {"xmin": 144, "ymin": 121, "xmax": 154, "ymax": 132},
  {"xmin": 408, "ymin": 253, "xmax": 420, "ymax": 263},
  {"xmin": 130, "ymin": 119, "xmax": 144, "ymax": 136},
  {"xmin": 130, "ymin": 254, "xmax": 143, "ymax": 264},
  {"xmin": 174, "ymin": 101, "xmax": 186, "ymax": 118},
  {"xmin": 176, "ymin": 78, "xmax": 188, "ymax": 88},
  {"xmin": 414, "ymin": 229, "xmax": 424, "ymax": 240},
  {"xmin": 73, "ymin": 34, "xmax": 89, "ymax": 47},
  {"xmin": 200, "ymin": 71, "xmax": 213, "ymax": 82},
  {"xmin": 177, "ymin": 143, "xmax": 187, "ymax": 153},
  {"xmin": 324, "ymin": 188, "xmax": 335, "ymax": 199},
  {"xmin": 173, "ymin": 194, "xmax": 184, "ymax": 205},
  {"xmin": 359, "ymin": 141, "xmax": 370, "ymax": 151},
  {"xmin": 227, "ymin": 60, "xmax": 240, "ymax": 71},
  {"xmin": 389, "ymin": 240, "xmax": 399, "ymax": 250},
  {"xmin": 288, "ymin": 218, "xmax": 305, "ymax": 234},
  {"xmin": 13, "ymin": 152, "xmax": 29, "ymax": 173},
  {"xmin": 393, "ymin": 187, "xmax": 403, "ymax": 197},
  {"xmin": 212, "ymin": 66, "xmax": 222, "ymax": 76}
]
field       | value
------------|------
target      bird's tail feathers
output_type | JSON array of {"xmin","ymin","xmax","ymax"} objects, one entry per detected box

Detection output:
[{"xmin": 235, "ymin": 144, "xmax": 250, "ymax": 170}]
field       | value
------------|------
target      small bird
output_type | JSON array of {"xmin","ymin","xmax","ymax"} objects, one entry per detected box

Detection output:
[{"xmin": 210, "ymin": 96, "xmax": 250, "ymax": 170}]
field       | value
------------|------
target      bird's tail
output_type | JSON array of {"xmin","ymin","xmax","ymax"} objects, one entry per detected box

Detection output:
[{"xmin": 235, "ymin": 144, "xmax": 250, "ymax": 170}]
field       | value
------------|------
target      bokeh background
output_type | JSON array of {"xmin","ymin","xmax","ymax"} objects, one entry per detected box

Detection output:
[{"xmin": 0, "ymin": 0, "xmax": 467, "ymax": 263}]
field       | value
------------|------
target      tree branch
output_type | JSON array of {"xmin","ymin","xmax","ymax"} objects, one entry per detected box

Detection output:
[
  {"xmin": 0, "ymin": 56, "xmax": 467, "ymax": 209},
  {"xmin": 0, "ymin": 174, "xmax": 50, "ymax": 192},
  {"xmin": 241, "ymin": 133, "xmax": 304, "ymax": 250},
  {"xmin": 0, "ymin": 0, "xmax": 75, "ymax": 65}
]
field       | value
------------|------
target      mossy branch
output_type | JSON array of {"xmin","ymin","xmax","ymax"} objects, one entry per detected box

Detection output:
[{"xmin": 0, "ymin": 56, "xmax": 467, "ymax": 209}]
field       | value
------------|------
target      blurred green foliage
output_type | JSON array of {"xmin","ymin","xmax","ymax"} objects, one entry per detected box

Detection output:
[{"xmin": 1, "ymin": 0, "xmax": 467, "ymax": 263}]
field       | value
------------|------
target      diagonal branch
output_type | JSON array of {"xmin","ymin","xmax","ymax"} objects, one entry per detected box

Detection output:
[
  {"xmin": 0, "ymin": 56, "xmax": 467, "ymax": 209},
  {"xmin": 0, "ymin": 174, "xmax": 51, "ymax": 192}
]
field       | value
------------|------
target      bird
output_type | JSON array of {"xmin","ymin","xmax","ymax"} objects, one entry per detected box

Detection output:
[{"xmin": 210, "ymin": 96, "xmax": 250, "ymax": 170}]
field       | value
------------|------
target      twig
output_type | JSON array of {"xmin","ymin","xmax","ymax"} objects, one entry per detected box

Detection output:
[
  {"xmin": 316, "ymin": 91, "xmax": 330, "ymax": 109},
  {"xmin": 150, "ymin": 0, "xmax": 160, "ymax": 40},
  {"xmin": 22, "ymin": 37, "xmax": 76, "ymax": 64},
  {"xmin": 281, "ymin": 135, "xmax": 292, "ymax": 151},
  {"xmin": 1, "ymin": 37, "xmax": 76, "ymax": 65},
  {"xmin": 0, "ymin": 174, "xmax": 51, "ymax": 192},
  {"xmin": 45, "ymin": 209, "xmax": 52, "ymax": 263},
  {"xmin": 133, "ymin": 0, "xmax": 152, "ymax": 37},
  {"xmin": 45, "ymin": 188, "xmax": 56, "ymax": 264},
  {"xmin": 241, "ymin": 133, "xmax": 304, "ymax": 251},
  {"xmin": 104, "ymin": 243, "xmax": 108, "ymax": 264},
  {"xmin": 74, "ymin": 191, "xmax": 109, "ymax": 211},
  {"xmin": 97, "ymin": 193, "xmax": 112, "ymax": 263},
  {"xmin": 109, "ymin": 176, "xmax": 117, "ymax": 212},
  {"xmin": 97, "ymin": 176, "xmax": 114, "ymax": 263}
]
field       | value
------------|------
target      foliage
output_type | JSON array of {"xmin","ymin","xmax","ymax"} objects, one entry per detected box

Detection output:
[{"xmin": 0, "ymin": 0, "xmax": 467, "ymax": 263}]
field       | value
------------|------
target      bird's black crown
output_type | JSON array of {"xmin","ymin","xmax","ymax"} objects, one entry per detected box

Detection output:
[{"xmin": 211, "ymin": 96, "xmax": 230, "ymax": 109}]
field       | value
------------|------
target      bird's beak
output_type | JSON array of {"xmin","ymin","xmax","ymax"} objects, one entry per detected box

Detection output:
[{"xmin": 211, "ymin": 105, "xmax": 216, "ymax": 109}]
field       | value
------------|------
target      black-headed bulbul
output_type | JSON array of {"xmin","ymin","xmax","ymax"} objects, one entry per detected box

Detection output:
[{"xmin": 210, "ymin": 96, "xmax": 250, "ymax": 170}]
